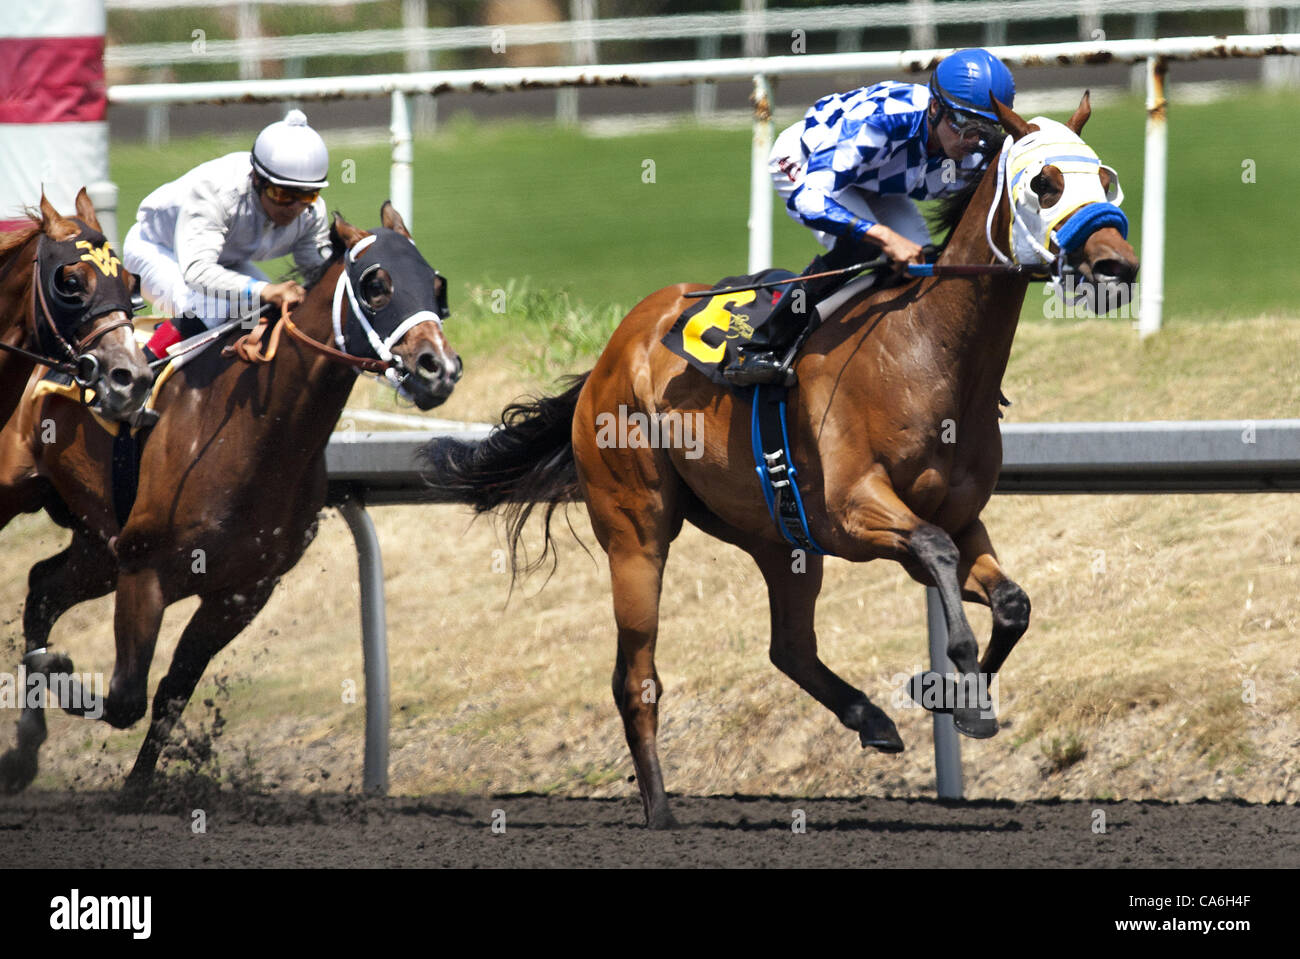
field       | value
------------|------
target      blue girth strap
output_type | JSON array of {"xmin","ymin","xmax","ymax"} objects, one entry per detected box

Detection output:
[
  {"xmin": 1054, "ymin": 202, "xmax": 1129, "ymax": 254},
  {"xmin": 750, "ymin": 385, "xmax": 831, "ymax": 556}
]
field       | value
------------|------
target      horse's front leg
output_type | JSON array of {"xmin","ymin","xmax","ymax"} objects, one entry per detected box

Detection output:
[
  {"xmin": 832, "ymin": 473, "xmax": 997, "ymax": 739},
  {"xmin": 955, "ymin": 519, "xmax": 1032, "ymax": 678},
  {"xmin": 0, "ymin": 535, "xmax": 117, "ymax": 793},
  {"xmin": 100, "ymin": 567, "xmax": 166, "ymax": 730}
]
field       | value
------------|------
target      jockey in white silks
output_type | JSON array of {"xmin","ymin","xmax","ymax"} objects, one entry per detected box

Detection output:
[
  {"xmin": 123, "ymin": 109, "xmax": 332, "ymax": 359},
  {"xmin": 723, "ymin": 48, "xmax": 1017, "ymax": 387}
]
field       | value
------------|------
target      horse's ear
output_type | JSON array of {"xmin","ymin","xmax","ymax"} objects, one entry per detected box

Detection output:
[
  {"xmin": 74, "ymin": 186, "xmax": 103, "ymax": 234},
  {"xmin": 380, "ymin": 201, "xmax": 411, "ymax": 239},
  {"xmin": 38, "ymin": 191, "xmax": 78, "ymax": 240},
  {"xmin": 332, "ymin": 211, "xmax": 368, "ymax": 250},
  {"xmin": 1066, "ymin": 90, "xmax": 1091, "ymax": 135},
  {"xmin": 992, "ymin": 96, "xmax": 1032, "ymax": 142}
]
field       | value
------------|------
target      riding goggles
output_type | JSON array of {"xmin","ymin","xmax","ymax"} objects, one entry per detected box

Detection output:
[
  {"xmin": 263, "ymin": 183, "xmax": 320, "ymax": 205},
  {"xmin": 944, "ymin": 108, "xmax": 1002, "ymax": 153}
]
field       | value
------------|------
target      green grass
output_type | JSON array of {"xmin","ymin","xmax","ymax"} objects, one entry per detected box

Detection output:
[{"xmin": 110, "ymin": 88, "xmax": 1300, "ymax": 345}]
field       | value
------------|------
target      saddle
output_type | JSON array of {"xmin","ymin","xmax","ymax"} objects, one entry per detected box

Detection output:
[{"xmin": 661, "ymin": 265, "xmax": 898, "ymax": 388}]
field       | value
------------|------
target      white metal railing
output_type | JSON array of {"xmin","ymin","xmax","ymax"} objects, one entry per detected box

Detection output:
[
  {"xmin": 328, "ymin": 419, "xmax": 1300, "ymax": 795},
  {"xmin": 105, "ymin": 34, "xmax": 1300, "ymax": 337},
  {"xmin": 105, "ymin": 0, "xmax": 1300, "ymax": 69}
]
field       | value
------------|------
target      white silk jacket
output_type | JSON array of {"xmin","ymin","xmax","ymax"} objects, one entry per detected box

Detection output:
[{"xmin": 132, "ymin": 151, "xmax": 332, "ymax": 301}]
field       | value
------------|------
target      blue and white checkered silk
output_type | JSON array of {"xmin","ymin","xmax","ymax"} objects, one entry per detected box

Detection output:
[{"xmin": 777, "ymin": 81, "xmax": 986, "ymax": 241}]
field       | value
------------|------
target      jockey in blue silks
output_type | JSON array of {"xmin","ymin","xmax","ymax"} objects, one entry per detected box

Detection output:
[{"xmin": 724, "ymin": 48, "xmax": 1017, "ymax": 387}]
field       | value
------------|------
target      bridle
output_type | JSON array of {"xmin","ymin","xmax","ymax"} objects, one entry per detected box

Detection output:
[
  {"xmin": 982, "ymin": 118, "xmax": 1129, "ymax": 301},
  {"xmin": 0, "ymin": 230, "xmax": 134, "ymax": 388},
  {"xmin": 230, "ymin": 231, "xmax": 457, "ymax": 390}
]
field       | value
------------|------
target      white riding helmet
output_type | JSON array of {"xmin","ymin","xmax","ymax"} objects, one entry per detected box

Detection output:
[{"xmin": 251, "ymin": 109, "xmax": 330, "ymax": 190}]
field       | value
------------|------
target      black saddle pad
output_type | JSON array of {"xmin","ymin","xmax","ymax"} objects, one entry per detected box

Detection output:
[{"xmin": 660, "ymin": 268, "xmax": 797, "ymax": 386}]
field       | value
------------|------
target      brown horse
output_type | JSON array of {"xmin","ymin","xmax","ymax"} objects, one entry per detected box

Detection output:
[
  {"xmin": 423, "ymin": 94, "xmax": 1139, "ymax": 828},
  {"xmin": 0, "ymin": 203, "xmax": 460, "ymax": 794},
  {"xmin": 0, "ymin": 189, "xmax": 151, "ymax": 424}
]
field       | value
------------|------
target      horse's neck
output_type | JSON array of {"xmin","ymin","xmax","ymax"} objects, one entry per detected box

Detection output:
[
  {"xmin": 931, "ymin": 157, "xmax": 1029, "ymax": 378},
  {"xmin": 258, "ymin": 261, "xmax": 358, "ymax": 436}
]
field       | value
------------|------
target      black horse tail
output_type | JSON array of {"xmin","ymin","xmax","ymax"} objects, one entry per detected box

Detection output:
[{"xmin": 419, "ymin": 371, "xmax": 590, "ymax": 581}]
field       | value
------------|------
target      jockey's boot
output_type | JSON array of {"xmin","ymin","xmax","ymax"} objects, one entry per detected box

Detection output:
[
  {"xmin": 144, "ymin": 320, "xmax": 182, "ymax": 363},
  {"xmin": 722, "ymin": 243, "xmax": 870, "ymax": 387}
]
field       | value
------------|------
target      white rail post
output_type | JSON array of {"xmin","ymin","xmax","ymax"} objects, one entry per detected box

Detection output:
[
  {"xmin": 1138, "ymin": 56, "xmax": 1167, "ymax": 338},
  {"xmin": 390, "ymin": 91, "xmax": 414, "ymax": 234},
  {"xmin": 742, "ymin": 0, "xmax": 767, "ymax": 58},
  {"xmin": 909, "ymin": 0, "xmax": 936, "ymax": 50},
  {"xmin": 403, "ymin": 0, "xmax": 436, "ymax": 133},
  {"xmin": 693, "ymin": 35, "xmax": 721, "ymax": 119},
  {"xmin": 557, "ymin": 0, "xmax": 596, "ymax": 126},
  {"xmin": 748, "ymin": 73, "xmax": 773, "ymax": 273},
  {"xmin": 87, "ymin": 181, "xmax": 120, "ymax": 252},
  {"xmin": 145, "ymin": 68, "xmax": 169, "ymax": 149},
  {"xmin": 237, "ymin": 1, "xmax": 261, "ymax": 81},
  {"xmin": 926, "ymin": 588, "xmax": 963, "ymax": 799}
]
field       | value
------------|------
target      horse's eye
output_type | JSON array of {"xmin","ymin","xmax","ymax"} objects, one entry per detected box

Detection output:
[
  {"xmin": 54, "ymin": 267, "xmax": 87, "ymax": 300},
  {"xmin": 359, "ymin": 267, "xmax": 392, "ymax": 309},
  {"xmin": 1030, "ymin": 171, "xmax": 1061, "ymax": 206}
]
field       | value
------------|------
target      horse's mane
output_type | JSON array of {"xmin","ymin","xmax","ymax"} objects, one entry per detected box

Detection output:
[
  {"xmin": 290, "ymin": 221, "xmax": 347, "ymax": 289},
  {"xmin": 0, "ymin": 211, "xmax": 40, "ymax": 260},
  {"xmin": 925, "ymin": 176, "xmax": 982, "ymax": 254}
]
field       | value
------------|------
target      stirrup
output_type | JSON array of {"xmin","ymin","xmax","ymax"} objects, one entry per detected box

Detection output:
[{"xmin": 722, "ymin": 353, "xmax": 797, "ymax": 387}]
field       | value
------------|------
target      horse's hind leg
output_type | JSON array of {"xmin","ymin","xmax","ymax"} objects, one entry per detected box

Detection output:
[
  {"xmin": 750, "ymin": 540, "xmax": 905, "ymax": 752},
  {"xmin": 584, "ymin": 463, "xmax": 683, "ymax": 829},
  {"xmin": 0, "ymin": 532, "xmax": 117, "ymax": 793},
  {"xmin": 955, "ymin": 520, "xmax": 1031, "ymax": 677},
  {"xmin": 125, "ymin": 580, "xmax": 277, "ymax": 793}
]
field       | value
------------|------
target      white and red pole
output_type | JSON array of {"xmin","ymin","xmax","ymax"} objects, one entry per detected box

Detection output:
[{"xmin": 0, "ymin": 0, "xmax": 111, "ymax": 239}]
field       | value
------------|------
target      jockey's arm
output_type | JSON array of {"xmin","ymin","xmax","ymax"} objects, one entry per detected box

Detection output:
[
  {"xmin": 790, "ymin": 169, "xmax": 923, "ymax": 266},
  {"xmin": 290, "ymin": 199, "xmax": 332, "ymax": 274},
  {"xmin": 174, "ymin": 179, "xmax": 268, "ymax": 315},
  {"xmin": 789, "ymin": 108, "xmax": 925, "ymax": 266}
]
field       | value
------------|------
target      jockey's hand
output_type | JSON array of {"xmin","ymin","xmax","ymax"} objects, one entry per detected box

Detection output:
[
  {"xmin": 261, "ymin": 281, "xmax": 306, "ymax": 315},
  {"xmin": 865, "ymin": 225, "xmax": 925, "ymax": 269}
]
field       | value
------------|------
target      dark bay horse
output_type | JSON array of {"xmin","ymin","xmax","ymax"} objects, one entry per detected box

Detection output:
[
  {"xmin": 0, "ymin": 203, "xmax": 460, "ymax": 794},
  {"xmin": 423, "ymin": 94, "xmax": 1139, "ymax": 828},
  {"xmin": 0, "ymin": 190, "xmax": 151, "ymax": 423}
]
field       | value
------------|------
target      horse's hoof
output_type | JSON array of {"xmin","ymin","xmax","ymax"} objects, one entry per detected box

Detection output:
[
  {"xmin": 845, "ymin": 700, "xmax": 905, "ymax": 753},
  {"xmin": 859, "ymin": 725, "xmax": 905, "ymax": 753},
  {"xmin": 953, "ymin": 708, "xmax": 999, "ymax": 739},
  {"xmin": 908, "ymin": 671, "xmax": 952, "ymax": 712},
  {"xmin": 0, "ymin": 748, "xmax": 37, "ymax": 794},
  {"xmin": 645, "ymin": 808, "xmax": 680, "ymax": 830},
  {"xmin": 116, "ymin": 776, "xmax": 153, "ymax": 812}
]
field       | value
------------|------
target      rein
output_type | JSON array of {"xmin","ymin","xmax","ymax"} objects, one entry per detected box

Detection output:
[{"xmin": 227, "ymin": 309, "xmax": 389, "ymax": 374}]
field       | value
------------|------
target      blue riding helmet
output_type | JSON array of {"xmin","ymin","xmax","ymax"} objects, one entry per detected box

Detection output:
[{"xmin": 930, "ymin": 48, "xmax": 1016, "ymax": 121}]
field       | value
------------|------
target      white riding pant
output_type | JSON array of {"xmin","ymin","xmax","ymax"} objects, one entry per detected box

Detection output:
[
  {"xmin": 770, "ymin": 124, "xmax": 932, "ymax": 251},
  {"xmin": 123, "ymin": 222, "xmax": 269, "ymax": 330}
]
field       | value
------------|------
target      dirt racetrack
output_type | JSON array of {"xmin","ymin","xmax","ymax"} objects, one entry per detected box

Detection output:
[{"xmin": 2, "ymin": 789, "xmax": 1294, "ymax": 868}]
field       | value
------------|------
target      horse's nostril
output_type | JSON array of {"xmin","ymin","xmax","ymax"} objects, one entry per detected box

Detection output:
[
  {"xmin": 111, "ymin": 368, "xmax": 133, "ymax": 388},
  {"xmin": 417, "ymin": 352, "xmax": 442, "ymax": 378},
  {"xmin": 1093, "ymin": 259, "xmax": 1135, "ymax": 284}
]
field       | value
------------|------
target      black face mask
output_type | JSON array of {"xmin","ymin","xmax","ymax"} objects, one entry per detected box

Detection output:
[
  {"xmin": 36, "ymin": 220, "xmax": 134, "ymax": 354},
  {"xmin": 339, "ymin": 227, "xmax": 449, "ymax": 361}
]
